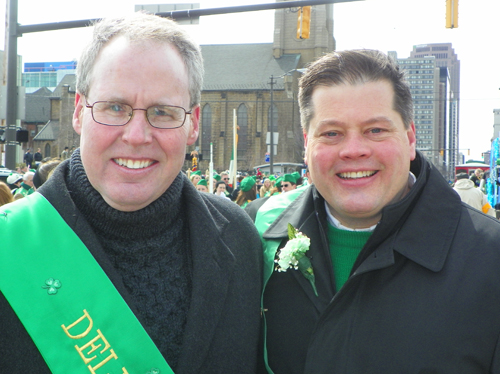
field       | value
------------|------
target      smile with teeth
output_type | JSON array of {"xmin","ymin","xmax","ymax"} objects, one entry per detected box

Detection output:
[
  {"xmin": 338, "ymin": 170, "xmax": 377, "ymax": 179},
  {"xmin": 114, "ymin": 158, "xmax": 155, "ymax": 169}
]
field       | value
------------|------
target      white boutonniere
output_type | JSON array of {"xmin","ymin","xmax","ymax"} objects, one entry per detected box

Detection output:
[{"xmin": 275, "ymin": 224, "xmax": 318, "ymax": 296}]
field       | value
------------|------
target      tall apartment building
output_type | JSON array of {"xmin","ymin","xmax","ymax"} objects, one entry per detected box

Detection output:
[
  {"xmin": 391, "ymin": 52, "xmax": 447, "ymax": 176},
  {"xmin": 409, "ymin": 43, "xmax": 460, "ymax": 180}
]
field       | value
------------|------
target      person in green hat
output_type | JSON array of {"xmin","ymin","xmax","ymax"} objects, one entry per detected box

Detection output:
[
  {"xmin": 189, "ymin": 170, "xmax": 202, "ymax": 186},
  {"xmin": 281, "ymin": 173, "xmax": 298, "ymax": 193},
  {"xmin": 235, "ymin": 176, "xmax": 257, "ymax": 209},
  {"xmin": 266, "ymin": 176, "xmax": 282, "ymax": 196},
  {"xmin": 196, "ymin": 178, "xmax": 209, "ymax": 193}
]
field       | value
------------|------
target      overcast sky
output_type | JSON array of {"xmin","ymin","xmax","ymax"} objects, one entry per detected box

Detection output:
[{"xmin": 1, "ymin": 0, "xmax": 499, "ymax": 160}]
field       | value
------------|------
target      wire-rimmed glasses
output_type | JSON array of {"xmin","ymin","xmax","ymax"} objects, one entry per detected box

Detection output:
[{"xmin": 85, "ymin": 100, "xmax": 192, "ymax": 129}]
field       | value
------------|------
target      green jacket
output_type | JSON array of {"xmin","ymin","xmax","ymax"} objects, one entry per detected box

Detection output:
[{"xmin": 15, "ymin": 182, "xmax": 34, "ymax": 196}]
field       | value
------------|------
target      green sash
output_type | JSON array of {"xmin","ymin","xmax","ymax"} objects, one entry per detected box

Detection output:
[{"xmin": 0, "ymin": 193, "xmax": 174, "ymax": 374}]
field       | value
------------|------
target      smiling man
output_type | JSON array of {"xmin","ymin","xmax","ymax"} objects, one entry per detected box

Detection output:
[
  {"xmin": 254, "ymin": 50, "xmax": 500, "ymax": 374},
  {"xmin": 0, "ymin": 13, "xmax": 262, "ymax": 373}
]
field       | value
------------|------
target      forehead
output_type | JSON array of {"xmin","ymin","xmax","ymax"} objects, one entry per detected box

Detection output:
[
  {"xmin": 309, "ymin": 80, "xmax": 402, "ymax": 130},
  {"xmin": 88, "ymin": 36, "xmax": 189, "ymax": 104},
  {"xmin": 312, "ymin": 80, "xmax": 395, "ymax": 108}
]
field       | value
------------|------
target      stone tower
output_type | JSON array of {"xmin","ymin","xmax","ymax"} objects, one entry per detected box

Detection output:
[{"xmin": 272, "ymin": 0, "xmax": 335, "ymax": 63}]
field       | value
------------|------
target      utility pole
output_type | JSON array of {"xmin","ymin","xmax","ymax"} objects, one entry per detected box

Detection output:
[
  {"xmin": 4, "ymin": 0, "xmax": 19, "ymax": 169},
  {"xmin": 269, "ymin": 75, "xmax": 276, "ymax": 175}
]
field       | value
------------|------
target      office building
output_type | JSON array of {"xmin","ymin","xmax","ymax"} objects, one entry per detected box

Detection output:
[{"xmin": 409, "ymin": 43, "xmax": 460, "ymax": 180}]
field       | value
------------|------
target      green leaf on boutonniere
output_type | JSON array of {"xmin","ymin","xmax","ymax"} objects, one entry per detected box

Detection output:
[{"xmin": 288, "ymin": 223, "xmax": 296, "ymax": 240}]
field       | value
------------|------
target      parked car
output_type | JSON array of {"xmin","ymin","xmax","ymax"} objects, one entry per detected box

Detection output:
[{"xmin": 0, "ymin": 166, "xmax": 13, "ymax": 184}]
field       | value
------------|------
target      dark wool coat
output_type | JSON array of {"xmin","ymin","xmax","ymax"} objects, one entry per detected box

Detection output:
[
  {"xmin": 0, "ymin": 162, "xmax": 263, "ymax": 373},
  {"xmin": 258, "ymin": 152, "xmax": 500, "ymax": 374}
]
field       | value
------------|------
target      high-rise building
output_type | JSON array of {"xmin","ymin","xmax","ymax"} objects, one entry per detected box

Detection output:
[
  {"xmin": 409, "ymin": 43, "xmax": 460, "ymax": 180},
  {"xmin": 392, "ymin": 53, "xmax": 446, "ymax": 175}
]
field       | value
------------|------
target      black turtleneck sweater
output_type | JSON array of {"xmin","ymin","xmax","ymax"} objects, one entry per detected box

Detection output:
[{"xmin": 66, "ymin": 149, "xmax": 192, "ymax": 371}]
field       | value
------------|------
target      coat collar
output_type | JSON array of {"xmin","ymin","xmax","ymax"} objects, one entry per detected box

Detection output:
[
  {"xmin": 262, "ymin": 186, "xmax": 316, "ymax": 240},
  {"xmin": 388, "ymin": 154, "xmax": 461, "ymax": 272},
  {"xmin": 357, "ymin": 153, "xmax": 462, "ymax": 273},
  {"xmin": 176, "ymin": 177, "xmax": 236, "ymax": 373}
]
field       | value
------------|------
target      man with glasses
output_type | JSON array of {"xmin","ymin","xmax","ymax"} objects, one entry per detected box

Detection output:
[
  {"xmin": 0, "ymin": 12, "xmax": 262, "ymax": 373},
  {"xmin": 280, "ymin": 174, "xmax": 297, "ymax": 193}
]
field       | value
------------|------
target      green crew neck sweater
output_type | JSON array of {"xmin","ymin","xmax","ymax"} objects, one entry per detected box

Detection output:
[{"xmin": 327, "ymin": 223, "xmax": 373, "ymax": 291}]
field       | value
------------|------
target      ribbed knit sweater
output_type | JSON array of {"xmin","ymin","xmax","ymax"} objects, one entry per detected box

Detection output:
[
  {"xmin": 67, "ymin": 149, "xmax": 192, "ymax": 370},
  {"xmin": 327, "ymin": 223, "xmax": 372, "ymax": 291}
]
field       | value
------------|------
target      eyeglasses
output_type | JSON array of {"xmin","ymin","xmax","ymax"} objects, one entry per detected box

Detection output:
[
  {"xmin": 223, "ymin": 177, "xmax": 229, "ymax": 181},
  {"xmin": 282, "ymin": 183, "xmax": 291, "ymax": 188},
  {"xmin": 85, "ymin": 100, "xmax": 192, "ymax": 129}
]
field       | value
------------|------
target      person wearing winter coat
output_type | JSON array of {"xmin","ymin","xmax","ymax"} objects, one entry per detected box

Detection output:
[
  {"xmin": 252, "ymin": 49, "xmax": 500, "ymax": 374},
  {"xmin": 453, "ymin": 172, "xmax": 495, "ymax": 217}
]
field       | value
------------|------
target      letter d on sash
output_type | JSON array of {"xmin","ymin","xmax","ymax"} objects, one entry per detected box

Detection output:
[{"xmin": 62, "ymin": 309, "xmax": 93, "ymax": 339}]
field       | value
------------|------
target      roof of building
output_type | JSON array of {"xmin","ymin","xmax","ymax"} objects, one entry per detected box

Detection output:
[
  {"xmin": 201, "ymin": 43, "xmax": 300, "ymax": 91},
  {"xmin": 33, "ymin": 120, "xmax": 59, "ymax": 141},
  {"xmin": 51, "ymin": 74, "xmax": 76, "ymax": 97},
  {"xmin": 25, "ymin": 88, "xmax": 52, "ymax": 123},
  {"xmin": 30, "ymin": 87, "xmax": 53, "ymax": 96}
]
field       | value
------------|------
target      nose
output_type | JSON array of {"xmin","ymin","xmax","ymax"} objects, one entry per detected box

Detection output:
[
  {"xmin": 338, "ymin": 132, "xmax": 371, "ymax": 160},
  {"xmin": 121, "ymin": 109, "xmax": 153, "ymax": 145}
]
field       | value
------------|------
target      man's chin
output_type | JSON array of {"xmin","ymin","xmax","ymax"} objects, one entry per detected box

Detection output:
[{"xmin": 101, "ymin": 189, "xmax": 158, "ymax": 212}]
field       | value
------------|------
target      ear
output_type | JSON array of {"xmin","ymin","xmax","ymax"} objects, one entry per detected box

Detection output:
[
  {"xmin": 72, "ymin": 92, "xmax": 85, "ymax": 135},
  {"xmin": 186, "ymin": 105, "xmax": 200, "ymax": 146},
  {"xmin": 407, "ymin": 122, "xmax": 417, "ymax": 161}
]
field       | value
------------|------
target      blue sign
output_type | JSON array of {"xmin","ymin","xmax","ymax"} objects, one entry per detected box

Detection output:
[{"xmin": 265, "ymin": 153, "xmax": 270, "ymax": 163}]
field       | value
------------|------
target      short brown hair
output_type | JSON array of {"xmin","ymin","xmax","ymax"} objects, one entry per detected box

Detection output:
[
  {"xmin": 298, "ymin": 49, "xmax": 413, "ymax": 132},
  {"xmin": 0, "ymin": 182, "xmax": 14, "ymax": 207}
]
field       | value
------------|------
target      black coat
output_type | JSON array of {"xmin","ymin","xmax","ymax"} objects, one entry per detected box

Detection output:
[
  {"xmin": 259, "ymin": 153, "xmax": 500, "ymax": 374},
  {"xmin": 23, "ymin": 151, "xmax": 33, "ymax": 166},
  {"xmin": 0, "ymin": 162, "xmax": 263, "ymax": 373}
]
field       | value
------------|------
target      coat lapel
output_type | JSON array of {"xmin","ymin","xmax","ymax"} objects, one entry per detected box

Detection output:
[
  {"xmin": 176, "ymin": 183, "xmax": 235, "ymax": 374},
  {"xmin": 263, "ymin": 187, "xmax": 335, "ymax": 310}
]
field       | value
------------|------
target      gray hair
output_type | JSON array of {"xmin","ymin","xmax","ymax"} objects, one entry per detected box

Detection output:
[
  {"xmin": 23, "ymin": 171, "xmax": 35, "ymax": 182},
  {"xmin": 298, "ymin": 49, "xmax": 413, "ymax": 132},
  {"xmin": 76, "ymin": 12, "xmax": 204, "ymax": 108}
]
